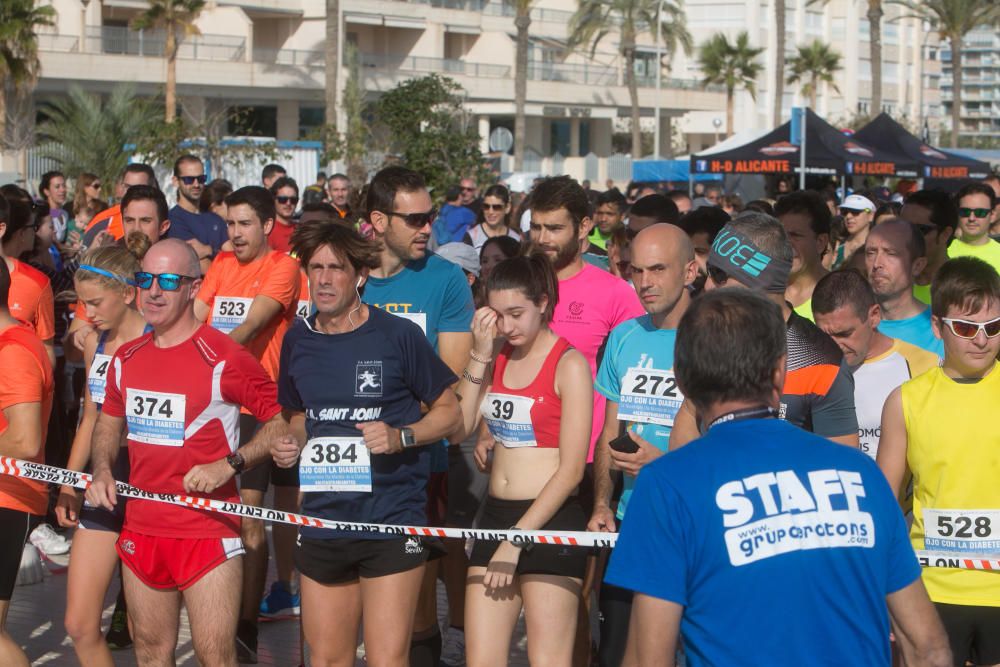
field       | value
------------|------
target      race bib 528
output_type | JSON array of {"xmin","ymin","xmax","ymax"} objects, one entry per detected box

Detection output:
[{"xmin": 923, "ymin": 509, "xmax": 1000, "ymax": 554}]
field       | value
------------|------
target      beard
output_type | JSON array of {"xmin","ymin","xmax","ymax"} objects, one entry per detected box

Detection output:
[{"xmin": 525, "ymin": 236, "xmax": 578, "ymax": 272}]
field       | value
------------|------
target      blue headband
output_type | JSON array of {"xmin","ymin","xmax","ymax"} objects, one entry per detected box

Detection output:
[{"xmin": 78, "ymin": 265, "xmax": 137, "ymax": 286}]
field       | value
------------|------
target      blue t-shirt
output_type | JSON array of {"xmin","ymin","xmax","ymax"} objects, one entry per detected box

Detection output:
[
  {"xmin": 594, "ymin": 315, "xmax": 679, "ymax": 520},
  {"xmin": 363, "ymin": 253, "xmax": 474, "ymax": 472},
  {"xmin": 606, "ymin": 418, "xmax": 920, "ymax": 667},
  {"xmin": 878, "ymin": 307, "xmax": 944, "ymax": 357},
  {"xmin": 167, "ymin": 206, "xmax": 229, "ymax": 254},
  {"xmin": 278, "ymin": 308, "xmax": 457, "ymax": 539}
]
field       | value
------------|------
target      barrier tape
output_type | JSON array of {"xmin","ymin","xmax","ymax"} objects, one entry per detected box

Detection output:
[{"xmin": 2, "ymin": 456, "xmax": 997, "ymax": 569}]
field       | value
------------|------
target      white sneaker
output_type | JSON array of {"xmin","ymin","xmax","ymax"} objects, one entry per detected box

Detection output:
[
  {"xmin": 29, "ymin": 523, "xmax": 71, "ymax": 556},
  {"xmin": 440, "ymin": 627, "xmax": 466, "ymax": 667},
  {"xmin": 16, "ymin": 544, "xmax": 44, "ymax": 586}
]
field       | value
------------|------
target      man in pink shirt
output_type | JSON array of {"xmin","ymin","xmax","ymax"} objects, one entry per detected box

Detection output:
[{"xmin": 528, "ymin": 176, "xmax": 644, "ymax": 460}]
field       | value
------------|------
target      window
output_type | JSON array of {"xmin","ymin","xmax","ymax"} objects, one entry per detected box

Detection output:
[
  {"xmin": 883, "ymin": 62, "xmax": 899, "ymax": 82},
  {"xmin": 228, "ymin": 106, "xmax": 277, "ymax": 138},
  {"xmin": 831, "ymin": 17, "xmax": 846, "ymax": 40},
  {"xmin": 805, "ymin": 11, "xmax": 823, "ymax": 36},
  {"xmin": 550, "ymin": 120, "xmax": 570, "ymax": 156},
  {"xmin": 859, "ymin": 59, "xmax": 872, "ymax": 81},
  {"xmin": 884, "ymin": 22, "xmax": 899, "ymax": 45},
  {"xmin": 299, "ymin": 107, "xmax": 324, "ymax": 139}
]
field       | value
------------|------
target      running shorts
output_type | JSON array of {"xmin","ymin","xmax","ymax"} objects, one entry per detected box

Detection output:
[{"xmin": 116, "ymin": 528, "xmax": 245, "ymax": 591}]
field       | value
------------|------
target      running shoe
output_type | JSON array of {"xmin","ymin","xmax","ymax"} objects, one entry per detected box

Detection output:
[
  {"xmin": 105, "ymin": 608, "xmax": 133, "ymax": 650},
  {"xmin": 259, "ymin": 580, "xmax": 300, "ymax": 617},
  {"xmin": 29, "ymin": 523, "xmax": 71, "ymax": 556},
  {"xmin": 440, "ymin": 626, "xmax": 466, "ymax": 666},
  {"xmin": 236, "ymin": 619, "xmax": 258, "ymax": 664}
]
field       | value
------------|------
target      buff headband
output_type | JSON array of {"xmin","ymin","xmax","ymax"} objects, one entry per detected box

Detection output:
[
  {"xmin": 707, "ymin": 224, "xmax": 792, "ymax": 294},
  {"xmin": 78, "ymin": 264, "xmax": 137, "ymax": 286}
]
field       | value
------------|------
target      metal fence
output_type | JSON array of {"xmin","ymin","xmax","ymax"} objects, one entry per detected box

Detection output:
[
  {"xmin": 527, "ymin": 61, "xmax": 618, "ymax": 86},
  {"xmin": 359, "ymin": 53, "xmax": 510, "ymax": 78},
  {"xmin": 84, "ymin": 26, "xmax": 245, "ymax": 62},
  {"xmin": 608, "ymin": 153, "xmax": 632, "ymax": 182}
]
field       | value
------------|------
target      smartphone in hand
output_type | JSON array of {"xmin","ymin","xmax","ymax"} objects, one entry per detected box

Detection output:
[{"xmin": 609, "ymin": 432, "xmax": 639, "ymax": 454}]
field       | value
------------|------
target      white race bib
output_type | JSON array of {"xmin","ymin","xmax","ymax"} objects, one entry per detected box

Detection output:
[
  {"xmin": 211, "ymin": 296, "xmax": 253, "ymax": 333},
  {"xmin": 393, "ymin": 312, "xmax": 427, "ymax": 335},
  {"xmin": 125, "ymin": 389, "xmax": 186, "ymax": 446},
  {"xmin": 88, "ymin": 353, "xmax": 113, "ymax": 405},
  {"xmin": 482, "ymin": 393, "xmax": 536, "ymax": 448},
  {"xmin": 300, "ymin": 437, "xmax": 372, "ymax": 493},
  {"xmin": 617, "ymin": 367, "xmax": 684, "ymax": 427},
  {"xmin": 923, "ymin": 509, "xmax": 1000, "ymax": 554},
  {"xmin": 296, "ymin": 300, "xmax": 311, "ymax": 319}
]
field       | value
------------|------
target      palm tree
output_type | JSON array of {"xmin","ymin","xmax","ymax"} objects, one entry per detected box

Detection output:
[
  {"xmin": 131, "ymin": 0, "xmax": 206, "ymax": 123},
  {"xmin": 787, "ymin": 39, "xmax": 842, "ymax": 109},
  {"xmin": 0, "ymin": 0, "xmax": 56, "ymax": 146},
  {"xmin": 773, "ymin": 0, "xmax": 786, "ymax": 127},
  {"xmin": 513, "ymin": 0, "xmax": 532, "ymax": 170},
  {"xmin": 569, "ymin": 0, "xmax": 693, "ymax": 157},
  {"xmin": 697, "ymin": 32, "xmax": 764, "ymax": 137},
  {"xmin": 325, "ymin": 0, "xmax": 339, "ymax": 140},
  {"xmin": 891, "ymin": 0, "xmax": 1000, "ymax": 147},
  {"xmin": 37, "ymin": 84, "xmax": 158, "ymax": 192}
]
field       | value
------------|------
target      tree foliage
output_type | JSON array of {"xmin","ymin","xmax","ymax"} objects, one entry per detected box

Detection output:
[
  {"xmin": 375, "ymin": 74, "xmax": 487, "ymax": 200},
  {"xmin": 36, "ymin": 84, "xmax": 157, "ymax": 200},
  {"xmin": 787, "ymin": 39, "xmax": 842, "ymax": 108},
  {"xmin": 697, "ymin": 32, "xmax": 764, "ymax": 136},
  {"xmin": 132, "ymin": 0, "xmax": 206, "ymax": 123},
  {"xmin": 0, "ymin": 0, "xmax": 56, "ymax": 146}
]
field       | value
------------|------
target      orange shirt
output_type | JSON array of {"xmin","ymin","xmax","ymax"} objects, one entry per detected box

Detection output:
[
  {"xmin": 7, "ymin": 258, "xmax": 55, "ymax": 343},
  {"xmin": 296, "ymin": 270, "xmax": 311, "ymax": 320},
  {"xmin": 196, "ymin": 250, "xmax": 300, "ymax": 381},
  {"xmin": 0, "ymin": 323, "xmax": 54, "ymax": 514},
  {"xmin": 84, "ymin": 204, "xmax": 123, "ymax": 241}
]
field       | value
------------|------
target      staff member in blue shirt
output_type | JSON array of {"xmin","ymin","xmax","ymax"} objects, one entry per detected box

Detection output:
[
  {"xmin": 271, "ymin": 220, "xmax": 461, "ymax": 667},
  {"xmin": 606, "ymin": 288, "xmax": 951, "ymax": 667}
]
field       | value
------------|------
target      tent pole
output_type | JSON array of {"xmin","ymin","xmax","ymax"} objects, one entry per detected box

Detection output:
[
  {"xmin": 689, "ymin": 172, "xmax": 694, "ymax": 198},
  {"xmin": 799, "ymin": 111, "xmax": 807, "ymax": 191},
  {"xmin": 841, "ymin": 174, "xmax": 846, "ymax": 200}
]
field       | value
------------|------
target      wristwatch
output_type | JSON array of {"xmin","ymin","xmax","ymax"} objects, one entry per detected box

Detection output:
[
  {"xmin": 400, "ymin": 427, "xmax": 417, "ymax": 449},
  {"xmin": 225, "ymin": 451, "xmax": 246, "ymax": 474}
]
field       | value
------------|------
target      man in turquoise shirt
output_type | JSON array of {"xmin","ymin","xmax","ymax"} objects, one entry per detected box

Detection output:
[{"xmin": 589, "ymin": 223, "xmax": 697, "ymax": 667}]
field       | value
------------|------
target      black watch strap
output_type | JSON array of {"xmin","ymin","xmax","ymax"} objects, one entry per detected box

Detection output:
[{"xmin": 226, "ymin": 451, "xmax": 246, "ymax": 473}]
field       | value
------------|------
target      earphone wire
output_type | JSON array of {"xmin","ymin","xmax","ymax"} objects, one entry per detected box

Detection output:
[{"xmin": 348, "ymin": 283, "xmax": 363, "ymax": 330}]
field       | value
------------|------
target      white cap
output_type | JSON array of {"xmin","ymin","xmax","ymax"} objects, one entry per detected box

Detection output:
[{"xmin": 840, "ymin": 194, "xmax": 875, "ymax": 212}]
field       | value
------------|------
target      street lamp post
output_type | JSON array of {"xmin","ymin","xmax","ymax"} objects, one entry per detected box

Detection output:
[
  {"xmin": 80, "ymin": 0, "xmax": 91, "ymax": 53},
  {"xmin": 653, "ymin": 0, "xmax": 664, "ymax": 160}
]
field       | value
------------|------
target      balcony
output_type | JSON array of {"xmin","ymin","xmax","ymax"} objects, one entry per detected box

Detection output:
[
  {"xmin": 358, "ymin": 53, "xmax": 510, "ymax": 78},
  {"xmin": 527, "ymin": 61, "xmax": 618, "ymax": 86},
  {"xmin": 77, "ymin": 25, "xmax": 246, "ymax": 61}
]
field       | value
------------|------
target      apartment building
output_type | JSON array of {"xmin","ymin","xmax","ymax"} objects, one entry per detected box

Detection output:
[
  {"xmin": 941, "ymin": 26, "xmax": 1000, "ymax": 146},
  {"xmin": 672, "ymin": 0, "xmax": 943, "ymax": 151},
  {"xmin": 19, "ymin": 0, "xmax": 729, "ymax": 182}
]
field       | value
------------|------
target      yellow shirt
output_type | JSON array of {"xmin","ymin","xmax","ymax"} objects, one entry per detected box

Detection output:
[
  {"xmin": 792, "ymin": 298, "xmax": 814, "ymax": 322},
  {"xmin": 902, "ymin": 365, "xmax": 1000, "ymax": 607},
  {"xmin": 913, "ymin": 283, "xmax": 931, "ymax": 306},
  {"xmin": 947, "ymin": 238, "xmax": 1000, "ymax": 274}
]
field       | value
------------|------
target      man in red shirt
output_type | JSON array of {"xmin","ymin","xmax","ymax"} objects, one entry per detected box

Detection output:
[
  {"xmin": 86, "ymin": 239, "xmax": 288, "ymax": 666},
  {"xmin": 267, "ymin": 177, "xmax": 299, "ymax": 254},
  {"xmin": 0, "ymin": 257, "xmax": 54, "ymax": 667}
]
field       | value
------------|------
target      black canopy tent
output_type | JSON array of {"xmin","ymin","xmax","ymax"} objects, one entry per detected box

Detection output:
[
  {"xmin": 854, "ymin": 113, "xmax": 992, "ymax": 181},
  {"xmin": 690, "ymin": 109, "xmax": 919, "ymax": 179}
]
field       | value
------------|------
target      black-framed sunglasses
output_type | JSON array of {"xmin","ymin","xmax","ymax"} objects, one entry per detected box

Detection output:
[
  {"xmin": 179, "ymin": 175, "xmax": 207, "ymax": 186},
  {"xmin": 707, "ymin": 265, "xmax": 730, "ymax": 286},
  {"xmin": 276, "ymin": 196, "xmax": 299, "ymax": 205},
  {"xmin": 958, "ymin": 207, "xmax": 991, "ymax": 219},
  {"xmin": 483, "ymin": 203, "xmax": 506, "ymax": 211},
  {"xmin": 840, "ymin": 207, "xmax": 871, "ymax": 216},
  {"xmin": 134, "ymin": 272, "xmax": 197, "ymax": 291},
  {"xmin": 382, "ymin": 209, "xmax": 438, "ymax": 229}
]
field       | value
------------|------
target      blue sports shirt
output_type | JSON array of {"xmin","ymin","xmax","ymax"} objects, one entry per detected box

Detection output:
[{"xmin": 878, "ymin": 308, "xmax": 944, "ymax": 357}]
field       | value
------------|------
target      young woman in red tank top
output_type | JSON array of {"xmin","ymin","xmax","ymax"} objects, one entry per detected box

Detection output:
[{"xmin": 456, "ymin": 253, "xmax": 593, "ymax": 667}]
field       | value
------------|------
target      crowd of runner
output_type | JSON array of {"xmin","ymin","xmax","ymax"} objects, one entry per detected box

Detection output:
[{"xmin": 0, "ymin": 159, "xmax": 999, "ymax": 667}]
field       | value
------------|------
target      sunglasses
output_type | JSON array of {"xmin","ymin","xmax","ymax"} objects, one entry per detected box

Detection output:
[
  {"xmin": 383, "ymin": 209, "xmax": 437, "ymax": 229},
  {"xmin": 134, "ymin": 272, "xmax": 197, "ymax": 291},
  {"xmin": 88, "ymin": 182, "xmax": 102, "ymax": 189},
  {"xmin": 276, "ymin": 196, "xmax": 299, "ymax": 205},
  {"xmin": 707, "ymin": 265, "xmax": 730, "ymax": 285},
  {"xmin": 179, "ymin": 175, "xmax": 207, "ymax": 185},
  {"xmin": 914, "ymin": 223, "xmax": 938, "ymax": 235},
  {"xmin": 959, "ymin": 207, "xmax": 992, "ymax": 219},
  {"xmin": 940, "ymin": 316, "xmax": 1000, "ymax": 339},
  {"xmin": 840, "ymin": 207, "xmax": 871, "ymax": 216},
  {"xmin": 461, "ymin": 186, "xmax": 476, "ymax": 192},
  {"xmin": 483, "ymin": 203, "xmax": 506, "ymax": 212}
]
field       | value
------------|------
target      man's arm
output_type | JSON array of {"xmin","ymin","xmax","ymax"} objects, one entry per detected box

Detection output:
[
  {"xmin": 628, "ymin": 594, "xmax": 681, "ymax": 667},
  {"xmin": 193, "ymin": 299, "xmax": 210, "ymax": 323},
  {"xmin": 183, "ymin": 413, "xmax": 288, "ymax": 494},
  {"xmin": 589, "ymin": 399, "xmax": 620, "ymax": 531},
  {"xmin": 0, "ymin": 403, "xmax": 44, "ymax": 459},
  {"xmin": 85, "ymin": 413, "xmax": 126, "ymax": 510},
  {"xmin": 875, "ymin": 387, "xmax": 909, "ymax": 496},
  {"xmin": 812, "ymin": 361, "xmax": 860, "ymax": 448},
  {"xmin": 357, "ymin": 387, "xmax": 461, "ymax": 455},
  {"xmin": 886, "ymin": 579, "xmax": 952, "ymax": 667},
  {"xmin": 438, "ymin": 331, "xmax": 473, "ymax": 378},
  {"xmin": 668, "ymin": 400, "xmax": 699, "ymax": 451},
  {"xmin": 228, "ymin": 295, "xmax": 284, "ymax": 346}
]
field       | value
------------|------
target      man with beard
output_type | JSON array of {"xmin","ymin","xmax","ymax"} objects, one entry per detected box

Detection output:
[
  {"xmin": 167, "ymin": 155, "xmax": 228, "ymax": 271},
  {"xmin": 362, "ymin": 166, "xmax": 474, "ymax": 667}
]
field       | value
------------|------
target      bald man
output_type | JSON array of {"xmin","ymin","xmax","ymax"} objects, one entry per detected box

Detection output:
[
  {"xmin": 589, "ymin": 224, "xmax": 698, "ymax": 667},
  {"xmin": 865, "ymin": 219, "xmax": 944, "ymax": 356},
  {"xmin": 86, "ymin": 239, "xmax": 289, "ymax": 666}
]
